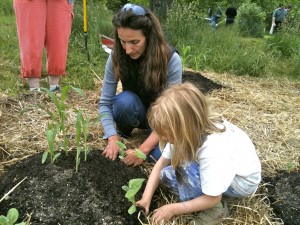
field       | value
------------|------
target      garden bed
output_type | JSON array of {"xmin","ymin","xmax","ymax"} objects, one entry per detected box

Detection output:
[{"xmin": 0, "ymin": 70, "xmax": 299, "ymax": 225}]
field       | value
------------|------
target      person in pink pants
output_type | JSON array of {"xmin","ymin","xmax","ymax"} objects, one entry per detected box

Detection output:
[{"xmin": 13, "ymin": 0, "xmax": 74, "ymax": 91}]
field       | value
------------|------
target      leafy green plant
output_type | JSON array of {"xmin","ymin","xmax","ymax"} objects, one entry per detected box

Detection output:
[
  {"xmin": 116, "ymin": 141, "xmax": 146, "ymax": 160},
  {"xmin": 74, "ymin": 110, "xmax": 102, "ymax": 172},
  {"xmin": 116, "ymin": 141, "xmax": 147, "ymax": 214},
  {"xmin": 39, "ymin": 86, "xmax": 85, "ymax": 156},
  {"xmin": 0, "ymin": 208, "xmax": 25, "ymax": 225},
  {"xmin": 42, "ymin": 123, "xmax": 61, "ymax": 164},
  {"xmin": 236, "ymin": 1, "xmax": 266, "ymax": 37},
  {"xmin": 122, "ymin": 178, "xmax": 145, "ymax": 215}
]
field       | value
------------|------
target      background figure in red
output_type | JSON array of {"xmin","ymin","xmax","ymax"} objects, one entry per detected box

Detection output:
[{"xmin": 13, "ymin": 0, "xmax": 74, "ymax": 92}]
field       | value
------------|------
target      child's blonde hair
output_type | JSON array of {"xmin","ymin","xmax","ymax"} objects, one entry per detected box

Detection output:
[{"xmin": 148, "ymin": 82, "xmax": 225, "ymax": 168}]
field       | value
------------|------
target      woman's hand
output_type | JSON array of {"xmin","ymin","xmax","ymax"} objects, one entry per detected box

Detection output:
[
  {"xmin": 122, "ymin": 149, "xmax": 144, "ymax": 166},
  {"xmin": 102, "ymin": 135, "xmax": 119, "ymax": 160}
]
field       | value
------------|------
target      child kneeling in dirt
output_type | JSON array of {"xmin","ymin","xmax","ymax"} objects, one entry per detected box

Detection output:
[{"xmin": 136, "ymin": 82, "xmax": 261, "ymax": 224}]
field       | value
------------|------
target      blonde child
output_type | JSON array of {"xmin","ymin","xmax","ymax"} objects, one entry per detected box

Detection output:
[{"xmin": 136, "ymin": 82, "xmax": 261, "ymax": 224}]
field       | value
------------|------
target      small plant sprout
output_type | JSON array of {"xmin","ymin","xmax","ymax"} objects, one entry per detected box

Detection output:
[
  {"xmin": 42, "ymin": 123, "xmax": 61, "ymax": 164},
  {"xmin": 0, "ymin": 208, "xmax": 25, "ymax": 225},
  {"xmin": 116, "ymin": 141, "xmax": 147, "ymax": 160},
  {"xmin": 39, "ymin": 86, "xmax": 86, "ymax": 156},
  {"xmin": 116, "ymin": 141, "xmax": 127, "ymax": 159},
  {"xmin": 122, "ymin": 178, "xmax": 145, "ymax": 214},
  {"xmin": 75, "ymin": 110, "xmax": 83, "ymax": 173}
]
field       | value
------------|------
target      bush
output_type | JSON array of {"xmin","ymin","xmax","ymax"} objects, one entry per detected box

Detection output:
[
  {"xmin": 236, "ymin": 1, "xmax": 265, "ymax": 38},
  {"xmin": 266, "ymin": 26, "xmax": 300, "ymax": 57}
]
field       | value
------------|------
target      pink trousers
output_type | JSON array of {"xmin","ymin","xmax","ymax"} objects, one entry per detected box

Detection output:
[{"xmin": 13, "ymin": 0, "xmax": 74, "ymax": 79}]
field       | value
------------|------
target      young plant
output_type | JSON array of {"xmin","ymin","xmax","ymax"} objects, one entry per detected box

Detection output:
[
  {"xmin": 117, "ymin": 141, "xmax": 147, "ymax": 214},
  {"xmin": 75, "ymin": 110, "xmax": 83, "ymax": 173},
  {"xmin": 39, "ymin": 86, "xmax": 85, "ymax": 156},
  {"xmin": 122, "ymin": 178, "xmax": 145, "ymax": 215},
  {"xmin": 42, "ymin": 123, "xmax": 61, "ymax": 164},
  {"xmin": 116, "ymin": 141, "xmax": 146, "ymax": 160},
  {"xmin": 74, "ymin": 111, "xmax": 102, "ymax": 172},
  {"xmin": 0, "ymin": 208, "xmax": 25, "ymax": 225}
]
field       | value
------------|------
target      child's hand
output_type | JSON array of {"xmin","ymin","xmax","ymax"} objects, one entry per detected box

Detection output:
[
  {"xmin": 136, "ymin": 198, "xmax": 150, "ymax": 215},
  {"xmin": 122, "ymin": 149, "xmax": 144, "ymax": 166},
  {"xmin": 153, "ymin": 204, "xmax": 175, "ymax": 224}
]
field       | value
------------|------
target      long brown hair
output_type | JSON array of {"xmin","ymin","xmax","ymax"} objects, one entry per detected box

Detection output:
[
  {"xmin": 111, "ymin": 5, "xmax": 172, "ymax": 92},
  {"xmin": 148, "ymin": 83, "xmax": 225, "ymax": 168}
]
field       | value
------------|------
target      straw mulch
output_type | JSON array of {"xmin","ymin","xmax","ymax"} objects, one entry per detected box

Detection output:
[{"xmin": 0, "ymin": 70, "xmax": 299, "ymax": 225}]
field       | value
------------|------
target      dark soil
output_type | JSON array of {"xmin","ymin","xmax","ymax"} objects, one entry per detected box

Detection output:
[
  {"xmin": 0, "ymin": 151, "xmax": 149, "ymax": 225},
  {"xmin": 182, "ymin": 70, "xmax": 224, "ymax": 93},
  {"xmin": 263, "ymin": 170, "xmax": 300, "ymax": 225}
]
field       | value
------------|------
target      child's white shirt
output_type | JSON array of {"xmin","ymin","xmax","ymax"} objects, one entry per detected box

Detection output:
[{"xmin": 161, "ymin": 120, "xmax": 261, "ymax": 196}]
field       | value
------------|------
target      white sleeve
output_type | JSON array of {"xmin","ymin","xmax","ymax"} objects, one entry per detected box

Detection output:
[{"xmin": 161, "ymin": 143, "xmax": 172, "ymax": 159}]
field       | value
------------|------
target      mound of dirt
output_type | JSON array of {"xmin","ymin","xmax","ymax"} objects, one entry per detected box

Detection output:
[
  {"xmin": 0, "ymin": 151, "xmax": 149, "ymax": 225},
  {"xmin": 182, "ymin": 70, "xmax": 224, "ymax": 93},
  {"xmin": 263, "ymin": 170, "xmax": 300, "ymax": 225}
]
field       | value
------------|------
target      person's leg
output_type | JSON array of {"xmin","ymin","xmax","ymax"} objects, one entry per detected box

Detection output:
[
  {"xmin": 161, "ymin": 161, "xmax": 229, "ymax": 225},
  {"xmin": 13, "ymin": 0, "xmax": 46, "ymax": 89},
  {"xmin": 160, "ymin": 161, "xmax": 203, "ymax": 202},
  {"xmin": 46, "ymin": 0, "xmax": 74, "ymax": 90},
  {"xmin": 210, "ymin": 16, "xmax": 218, "ymax": 31},
  {"xmin": 113, "ymin": 91, "xmax": 148, "ymax": 137}
]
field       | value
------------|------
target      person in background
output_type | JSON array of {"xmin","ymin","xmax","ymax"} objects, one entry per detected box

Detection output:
[
  {"xmin": 225, "ymin": 6, "xmax": 237, "ymax": 26},
  {"xmin": 137, "ymin": 83, "xmax": 261, "ymax": 224},
  {"xmin": 208, "ymin": 3, "xmax": 222, "ymax": 31},
  {"xmin": 272, "ymin": 3, "xmax": 288, "ymax": 32},
  {"xmin": 99, "ymin": 3, "xmax": 182, "ymax": 166},
  {"xmin": 13, "ymin": 0, "xmax": 74, "ymax": 92}
]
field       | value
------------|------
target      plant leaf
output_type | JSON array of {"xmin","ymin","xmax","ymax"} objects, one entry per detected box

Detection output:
[
  {"xmin": 128, "ymin": 205, "xmax": 136, "ymax": 215},
  {"xmin": 42, "ymin": 152, "xmax": 49, "ymax": 164},
  {"xmin": 41, "ymin": 88, "xmax": 60, "ymax": 108},
  {"xmin": 71, "ymin": 86, "xmax": 86, "ymax": 99},
  {"xmin": 122, "ymin": 185, "xmax": 129, "ymax": 192},
  {"xmin": 7, "ymin": 208, "xmax": 18, "ymax": 224},
  {"xmin": 53, "ymin": 153, "xmax": 61, "ymax": 162},
  {"xmin": 116, "ymin": 141, "xmax": 126, "ymax": 150},
  {"xmin": 0, "ymin": 215, "xmax": 9, "ymax": 225},
  {"xmin": 135, "ymin": 149, "xmax": 146, "ymax": 160}
]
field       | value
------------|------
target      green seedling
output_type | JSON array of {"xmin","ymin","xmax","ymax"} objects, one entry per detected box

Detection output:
[
  {"xmin": 75, "ymin": 110, "xmax": 83, "ymax": 173},
  {"xmin": 122, "ymin": 178, "xmax": 145, "ymax": 215},
  {"xmin": 117, "ymin": 141, "xmax": 147, "ymax": 214},
  {"xmin": 0, "ymin": 208, "xmax": 25, "ymax": 225},
  {"xmin": 116, "ymin": 141, "xmax": 146, "ymax": 160},
  {"xmin": 42, "ymin": 123, "xmax": 61, "ymax": 164},
  {"xmin": 39, "ymin": 86, "xmax": 85, "ymax": 156},
  {"xmin": 74, "ymin": 110, "xmax": 103, "ymax": 172}
]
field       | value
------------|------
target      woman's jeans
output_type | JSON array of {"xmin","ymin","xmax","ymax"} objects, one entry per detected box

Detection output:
[
  {"xmin": 113, "ymin": 91, "xmax": 161, "ymax": 162},
  {"xmin": 160, "ymin": 161, "xmax": 259, "ymax": 202}
]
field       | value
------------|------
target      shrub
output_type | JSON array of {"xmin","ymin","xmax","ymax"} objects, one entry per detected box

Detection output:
[
  {"xmin": 266, "ymin": 26, "xmax": 300, "ymax": 58},
  {"xmin": 236, "ymin": 1, "xmax": 265, "ymax": 38}
]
